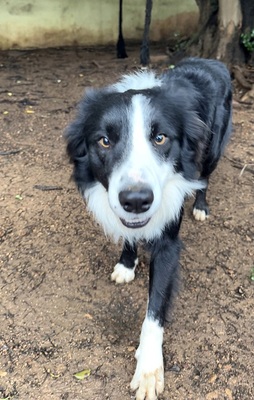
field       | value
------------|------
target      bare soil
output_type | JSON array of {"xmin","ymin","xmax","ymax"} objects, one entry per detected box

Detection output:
[{"xmin": 0, "ymin": 46, "xmax": 253, "ymax": 400}]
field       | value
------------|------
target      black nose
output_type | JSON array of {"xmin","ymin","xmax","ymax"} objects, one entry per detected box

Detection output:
[{"xmin": 119, "ymin": 188, "xmax": 154, "ymax": 214}]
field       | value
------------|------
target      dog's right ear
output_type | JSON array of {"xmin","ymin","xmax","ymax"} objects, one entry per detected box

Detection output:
[{"xmin": 65, "ymin": 87, "xmax": 116, "ymax": 190}]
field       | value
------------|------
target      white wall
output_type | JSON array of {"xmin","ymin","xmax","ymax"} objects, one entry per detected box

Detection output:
[{"xmin": 0, "ymin": 0, "xmax": 198, "ymax": 50}]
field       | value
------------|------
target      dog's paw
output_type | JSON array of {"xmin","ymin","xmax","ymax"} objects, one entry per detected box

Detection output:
[
  {"xmin": 130, "ymin": 367, "xmax": 164, "ymax": 400},
  {"xmin": 111, "ymin": 262, "xmax": 137, "ymax": 283},
  {"xmin": 130, "ymin": 318, "xmax": 164, "ymax": 400},
  {"xmin": 193, "ymin": 207, "xmax": 208, "ymax": 221}
]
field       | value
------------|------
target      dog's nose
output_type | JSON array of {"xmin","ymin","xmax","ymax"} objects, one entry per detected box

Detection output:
[{"xmin": 119, "ymin": 188, "xmax": 154, "ymax": 213}]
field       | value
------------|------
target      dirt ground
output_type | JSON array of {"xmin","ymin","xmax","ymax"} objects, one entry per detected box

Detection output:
[{"xmin": 0, "ymin": 46, "xmax": 253, "ymax": 400}]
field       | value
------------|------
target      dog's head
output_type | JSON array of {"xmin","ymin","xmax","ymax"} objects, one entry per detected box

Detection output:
[{"xmin": 66, "ymin": 75, "xmax": 205, "ymax": 242}]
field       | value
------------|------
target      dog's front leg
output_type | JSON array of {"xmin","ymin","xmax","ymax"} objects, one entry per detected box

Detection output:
[
  {"xmin": 131, "ymin": 226, "xmax": 181, "ymax": 400},
  {"xmin": 111, "ymin": 240, "xmax": 138, "ymax": 283}
]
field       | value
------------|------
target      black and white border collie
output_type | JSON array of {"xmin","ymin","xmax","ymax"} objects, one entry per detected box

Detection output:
[{"xmin": 65, "ymin": 58, "xmax": 232, "ymax": 400}]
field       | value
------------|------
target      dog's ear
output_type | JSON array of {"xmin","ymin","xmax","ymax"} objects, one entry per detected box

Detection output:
[
  {"xmin": 181, "ymin": 112, "xmax": 209, "ymax": 180},
  {"xmin": 65, "ymin": 88, "xmax": 100, "ymax": 161},
  {"xmin": 65, "ymin": 88, "xmax": 110, "ymax": 190}
]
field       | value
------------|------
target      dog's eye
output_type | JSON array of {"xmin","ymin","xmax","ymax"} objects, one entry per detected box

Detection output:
[
  {"xmin": 98, "ymin": 137, "xmax": 110, "ymax": 148},
  {"xmin": 154, "ymin": 134, "xmax": 167, "ymax": 145}
]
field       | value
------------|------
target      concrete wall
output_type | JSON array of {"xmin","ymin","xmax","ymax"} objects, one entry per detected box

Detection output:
[{"xmin": 0, "ymin": 0, "xmax": 198, "ymax": 50}]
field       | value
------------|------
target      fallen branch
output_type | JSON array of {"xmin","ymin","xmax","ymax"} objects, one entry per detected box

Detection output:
[
  {"xmin": 233, "ymin": 99, "xmax": 252, "ymax": 107},
  {"xmin": 0, "ymin": 149, "xmax": 22, "ymax": 156},
  {"xmin": 33, "ymin": 185, "xmax": 63, "ymax": 191}
]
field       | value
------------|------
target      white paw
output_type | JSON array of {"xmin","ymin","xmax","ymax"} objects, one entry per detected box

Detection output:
[
  {"xmin": 130, "ymin": 317, "xmax": 164, "ymax": 400},
  {"xmin": 111, "ymin": 260, "xmax": 137, "ymax": 283},
  {"xmin": 130, "ymin": 365, "xmax": 164, "ymax": 400},
  {"xmin": 193, "ymin": 207, "xmax": 208, "ymax": 221}
]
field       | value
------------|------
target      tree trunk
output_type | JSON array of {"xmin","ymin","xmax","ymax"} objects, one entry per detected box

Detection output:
[
  {"xmin": 117, "ymin": 0, "xmax": 128, "ymax": 59},
  {"xmin": 216, "ymin": 0, "xmax": 243, "ymax": 64},
  {"xmin": 140, "ymin": 0, "xmax": 153, "ymax": 65},
  {"xmin": 193, "ymin": 0, "xmax": 219, "ymax": 59},
  {"xmin": 193, "ymin": 0, "xmax": 254, "ymax": 66}
]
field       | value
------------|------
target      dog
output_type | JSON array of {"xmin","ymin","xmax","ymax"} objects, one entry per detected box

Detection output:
[{"xmin": 65, "ymin": 58, "xmax": 232, "ymax": 400}]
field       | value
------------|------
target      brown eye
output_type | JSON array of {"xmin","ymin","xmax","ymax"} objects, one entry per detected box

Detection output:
[
  {"xmin": 154, "ymin": 134, "xmax": 167, "ymax": 145},
  {"xmin": 98, "ymin": 137, "xmax": 110, "ymax": 148}
]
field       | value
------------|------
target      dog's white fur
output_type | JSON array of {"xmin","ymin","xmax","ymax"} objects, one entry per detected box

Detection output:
[
  {"xmin": 111, "ymin": 259, "xmax": 138, "ymax": 283},
  {"xmin": 193, "ymin": 207, "xmax": 208, "ymax": 221},
  {"xmin": 85, "ymin": 174, "xmax": 203, "ymax": 244},
  {"xmin": 113, "ymin": 70, "xmax": 163, "ymax": 92},
  {"xmin": 130, "ymin": 316, "xmax": 164, "ymax": 400}
]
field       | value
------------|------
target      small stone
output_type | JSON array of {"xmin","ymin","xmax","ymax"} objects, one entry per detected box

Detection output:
[
  {"xmin": 225, "ymin": 388, "xmax": 233, "ymax": 400},
  {"xmin": 170, "ymin": 364, "xmax": 181, "ymax": 373},
  {"xmin": 209, "ymin": 373, "xmax": 217, "ymax": 383},
  {"xmin": 206, "ymin": 390, "xmax": 219, "ymax": 400},
  {"xmin": 127, "ymin": 346, "xmax": 136, "ymax": 352}
]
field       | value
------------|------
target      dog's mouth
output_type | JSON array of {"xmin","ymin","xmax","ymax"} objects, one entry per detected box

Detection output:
[{"xmin": 120, "ymin": 217, "xmax": 150, "ymax": 229}]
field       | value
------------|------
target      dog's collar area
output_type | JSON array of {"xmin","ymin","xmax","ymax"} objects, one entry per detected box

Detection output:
[{"xmin": 120, "ymin": 217, "xmax": 150, "ymax": 229}]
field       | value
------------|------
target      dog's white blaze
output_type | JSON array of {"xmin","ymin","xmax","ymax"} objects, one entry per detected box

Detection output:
[
  {"xmin": 127, "ymin": 95, "xmax": 167, "ymax": 188},
  {"xmin": 113, "ymin": 70, "xmax": 162, "ymax": 93},
  {"xmin": 130, "ymin": 316, "xmax": 164, "ymax": 398},
  {"xmin": 127, "ymin": 95, "xmax": 149, "ymax": 183},
  {"xmin": 108, "ymin": 95, "xmax": 171, "ymax": 227}
]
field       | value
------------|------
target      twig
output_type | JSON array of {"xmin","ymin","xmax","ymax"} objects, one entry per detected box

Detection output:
[
  {"xmin": 29, "ymin": 272, "xmax": 46, "ymax": 292},
  {"xmin": 225, "ymin": 156, "xmax": 254, "ymax": 176},
  {"xmin": 239, "ymin": 163, "xmax": 254, "ymax": 177},
  {"xmin": 33, "ymin": 185, "xmax": 64, "ymax": 191},
  {"xmin": 91, "ymin": 60, "xmax": 102, "ymax": 68},
  {"xmin": 0, "ymin": 149, "xmax": 22, "ymax": 156},
  {"xmin": 33, "ymin": 185, "xmax": 63, "ymax": 191}
]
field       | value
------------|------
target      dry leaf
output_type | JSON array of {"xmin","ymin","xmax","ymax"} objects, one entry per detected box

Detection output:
[{"xmin": 73, "ymin": 369, "xmax": 91, "ymax": 380}]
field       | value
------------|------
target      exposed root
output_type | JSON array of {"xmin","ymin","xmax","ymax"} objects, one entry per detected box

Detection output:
[{"xmin": 232, "ymin": 65, "xmax": 252, "ymax": 90}]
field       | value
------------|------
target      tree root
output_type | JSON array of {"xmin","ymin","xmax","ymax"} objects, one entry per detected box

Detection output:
[
  {"xmin": 232, "ymin": 65, "xmax": 252, "ymax": 89},
  {"xmin": 232, "ymin": 65, "xmax": 254, "ymax": 102}
]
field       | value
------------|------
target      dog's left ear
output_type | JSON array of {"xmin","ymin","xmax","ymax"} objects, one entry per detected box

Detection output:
[{"xmin": 181, "ymin": 113, "xmax": 208, "ymax": 180}]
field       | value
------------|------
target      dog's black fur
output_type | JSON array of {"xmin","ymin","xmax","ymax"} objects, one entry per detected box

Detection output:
[{"xmin": 65, "ymin": 58, "xmax": 232, "ymax": 399}]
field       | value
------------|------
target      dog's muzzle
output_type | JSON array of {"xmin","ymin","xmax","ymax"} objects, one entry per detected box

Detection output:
[{"xmin": 118, "ymin": 187, "xmax": 153, "ymax": 228}]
